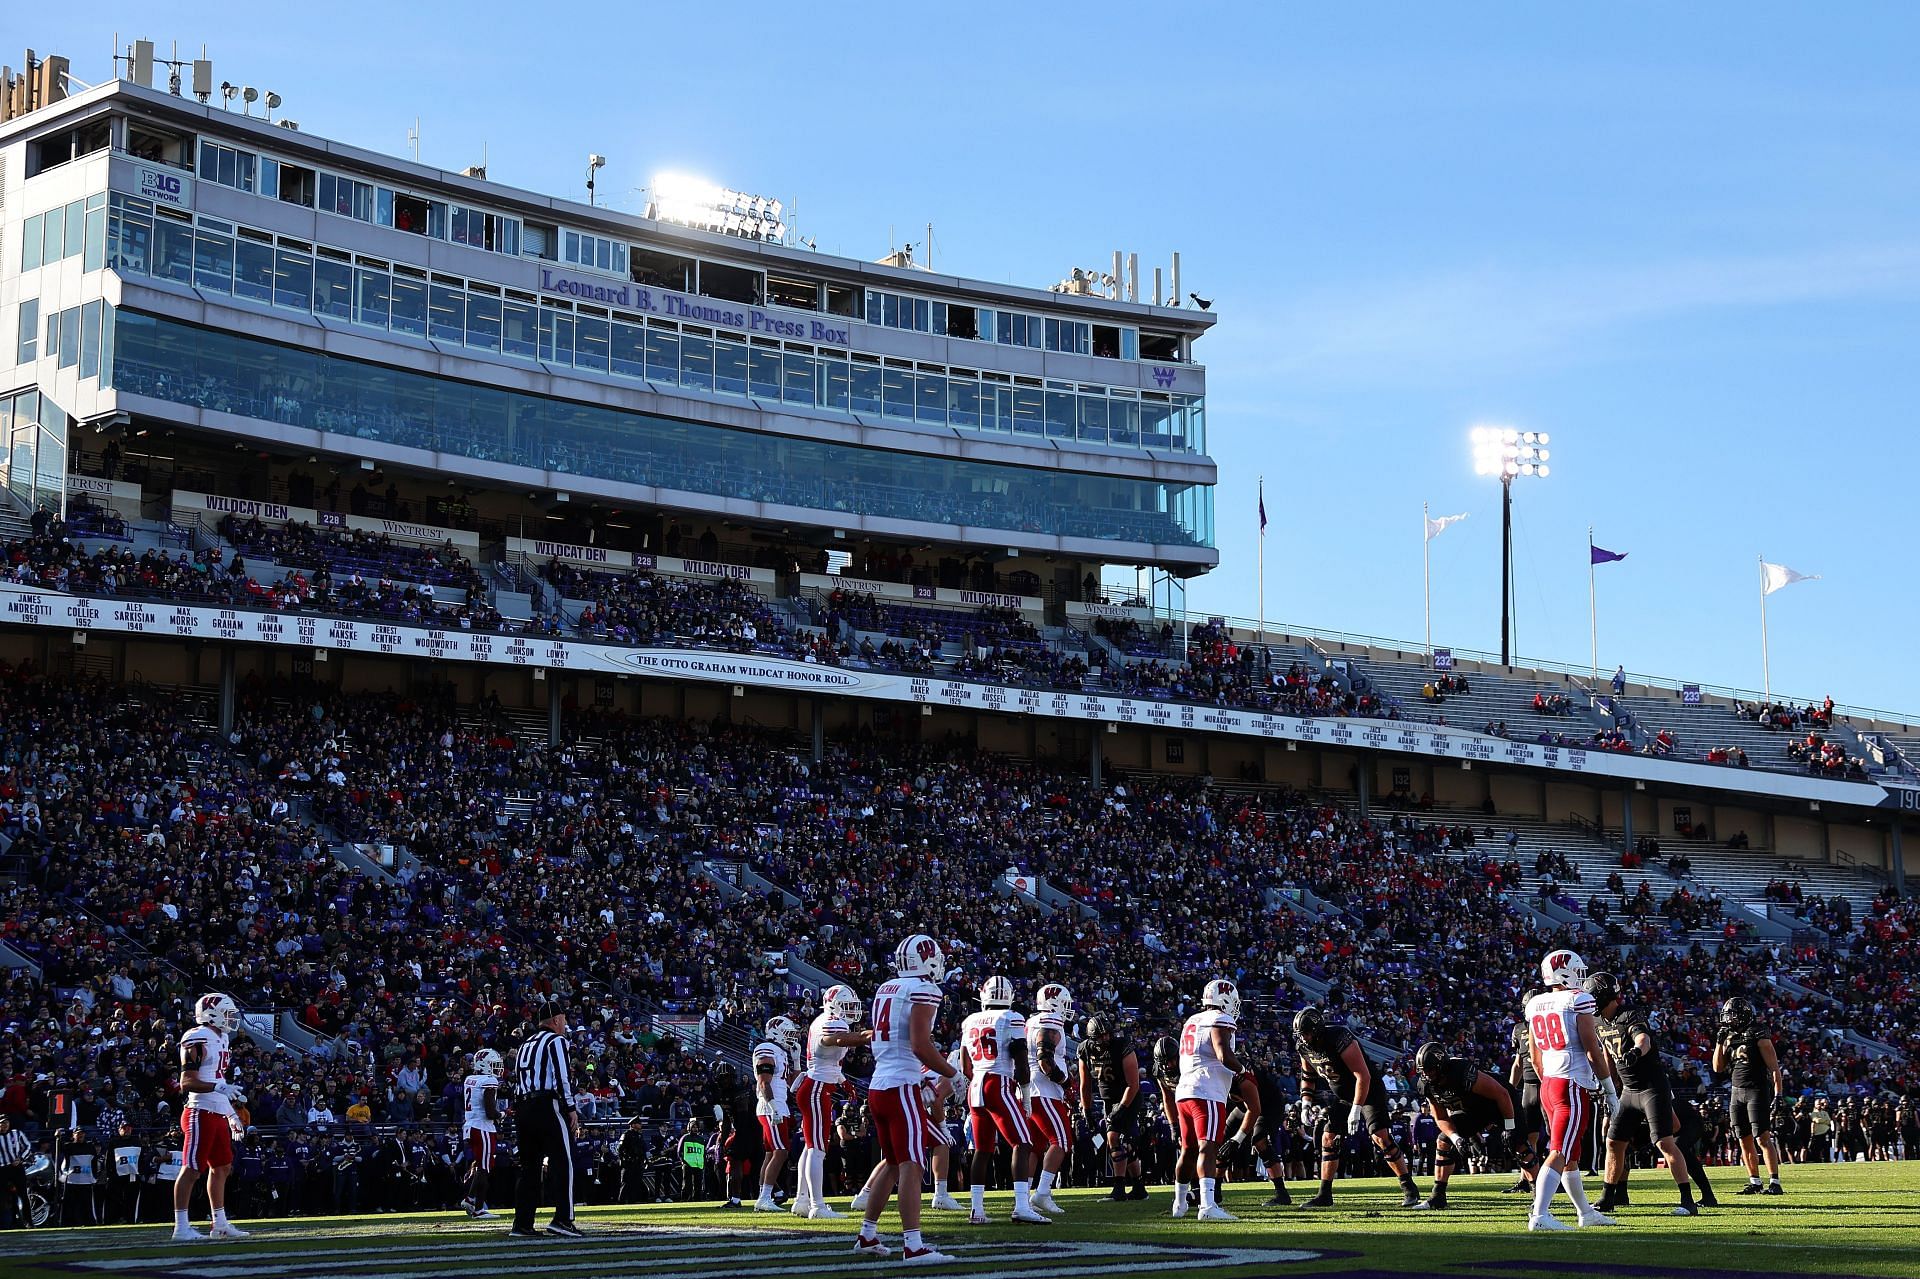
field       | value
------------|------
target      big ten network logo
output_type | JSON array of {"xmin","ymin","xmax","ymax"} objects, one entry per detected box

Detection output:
[
  {"xmin": 136, "ymin": 165, "xmax": 190, "ymax": 207},
  {"xmin": 1151, "ymin": 367, "xmax": 1177, "ymax": 388}
]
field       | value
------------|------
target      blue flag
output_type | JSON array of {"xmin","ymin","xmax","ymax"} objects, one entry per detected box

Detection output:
[{"xmin": 1591, "ymin": 544, "xmax": 1627, "ymax": 565}]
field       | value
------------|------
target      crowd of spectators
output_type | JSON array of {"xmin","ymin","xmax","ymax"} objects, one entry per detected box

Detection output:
[{"xmin": 216, "ymin": 517, "xmax": 484, "ymax": 594}]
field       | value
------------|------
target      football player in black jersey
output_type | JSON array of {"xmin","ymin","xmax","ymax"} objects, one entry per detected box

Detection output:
[
  {"xmin": 1223, "ymin": 1060, "xmax": 1295, "ymax": 1206},
  {"xmin": 1409, "ymin": 1041, "xmax": 1524, "ymax": 1210},
  {"xmin": 1587, "ymin": 973, "xmax": 1708, "ymax": 1216},
  {"xmin": 1504, "ymin": 987, "xmax": 1547, "ymax": 1193},
  {"xmin": 1712, "ymin": 997, "xmax": 1784, "ymax": 1195},
  {"xmin": 1292, "ymin": 1006, "xmax": 1421, "ymax": 1209},
  {"xmin": 1078, "ymin": 1015, "xmax": 1148, "ymax": 1201}
]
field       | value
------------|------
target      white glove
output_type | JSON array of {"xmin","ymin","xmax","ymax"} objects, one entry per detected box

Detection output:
[
  {"xmin": 1600, "ymin": 1079, "xmax": 1620, "ymax": 1112},
  {"xmin": 227, "ymin": 1115, "xmax": 245, "ymax": 1142},
  {"xmin": 1450, "ymin": 1129, "xmax": 1475, "ymax": 1154},
  {"xmin": 1503, "ymin": 1115, "xmax": 1516, "ymax": 1132},
  {"xmin": 1346, "ymin": 1103, "xmax": 1366, "ymax": 1135},
  {"xmin": 216, "ymin": 1082, "xmax": 247, "ymax": 1105}
]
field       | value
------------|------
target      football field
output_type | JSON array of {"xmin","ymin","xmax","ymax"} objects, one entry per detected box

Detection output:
[{"xmin": 2, "ymin": 1164, "xmax": 1914, "ymax": 1279}]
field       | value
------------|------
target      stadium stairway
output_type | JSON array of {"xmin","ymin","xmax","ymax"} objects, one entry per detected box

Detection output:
[{"xmin": 1348, "ymin": 655, "xmax": 1612, "ymax": 741}]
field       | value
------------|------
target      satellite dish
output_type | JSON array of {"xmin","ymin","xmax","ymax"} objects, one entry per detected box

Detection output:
[{"xmin": 242, "ymin": 86, "xmax": 258, "ymax": 103}]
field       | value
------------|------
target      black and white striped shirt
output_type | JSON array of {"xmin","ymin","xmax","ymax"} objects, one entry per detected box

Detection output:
[
  {"xmin": 514, "ymin": 1029, "xmax": 575, "ymax": 1109},
  {"xmin": 0, "ymin": 1127, "xmax": 31, "ymax": 1167}
]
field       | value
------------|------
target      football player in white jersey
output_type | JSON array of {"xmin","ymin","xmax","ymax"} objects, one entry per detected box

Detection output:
[
  {"xmin": 752, "ymin": 1016, "xmax": 803, "ymax": 1212},
  {"xmin": 792, "ymin": 985, "xmax": 871, "ymax": 1218},
  {"xmin": 929, "ymin": 1043, "xmax": 967, "ymax": 1212},
  {"xmin": 1026, "ymin": 982, "xmax": 1074, "ymax": 1216},
  {"xmin": 855, "ymin": 934, "xmax": 961, "ymax": 1265},
  {"xmin": 461, "ymin": 1049, "xmax": 504, "ymax": 1218},
  {"xmin": 172, "ymin": 993, "xmax": 250, "ymax": 1241},
  {"xmin": 1172, "ymin": 978, "xmax": 1242, "ymax": 1222},
  {"xmin": 960, "ymin": 975, "xmax": 1044, "ymax": 1224},
  {"xmin": 1523, "ymin": 949, "xmax": 1619, "ymax": 1232}
]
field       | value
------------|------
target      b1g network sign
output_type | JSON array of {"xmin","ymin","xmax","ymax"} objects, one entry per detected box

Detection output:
[{"xmin": 0, "ymin": 583, "xmax": 1887, "ymax": 808}]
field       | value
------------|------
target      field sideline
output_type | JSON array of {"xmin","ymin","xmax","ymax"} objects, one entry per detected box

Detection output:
[{"xmin": 0, "ymin": 1164, "xmax": 1913, "ymax": 1279}]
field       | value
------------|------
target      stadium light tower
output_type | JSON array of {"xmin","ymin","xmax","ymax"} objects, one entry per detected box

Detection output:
[{"xmin": 1470, "ymin": 426, "xmax": 1551, "ymax": 666}]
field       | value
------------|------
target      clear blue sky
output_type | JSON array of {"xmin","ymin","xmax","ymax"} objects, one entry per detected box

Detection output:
[{"xmin": 40, "ymin": 3, "xmax": 1920, "ymax": 711}]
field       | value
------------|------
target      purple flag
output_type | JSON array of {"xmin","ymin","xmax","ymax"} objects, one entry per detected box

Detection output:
[
  {"xmin": 1591, "ymin": 544, "xmax": 1627, "ymax": 565},
  {"xmin": 1258, "ymin": 481, "xmax": 1267, "ymax": 535}
]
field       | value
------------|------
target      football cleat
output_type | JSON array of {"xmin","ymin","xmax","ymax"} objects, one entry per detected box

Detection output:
[
  {"xmin": 1576, "ymin": 1210, "xmax": 1618, "ymax": 1227},
  {"xmin": 789, "ymin": 1198, "xmax": 812, "ymax": 1215},
  {"xmin": 1197, "ymin": 1204, "xmax": 1240, "ymax": 1222},
  {"xmin": 1672, "ymin": 1204, "xmax": 1700, "ymax": 1216},
  {"xmin": 849, "ymin": 1190, "xmax": 871, "ymax": 1211},
  {"xmin": 506, "ymin": 1228, "xmax": 540, "ymax": 1239},
  {"xmin": 1737, "ymin": 1182, "xmax": 1764, "ymax": 1195},
  {"xmin": 543, "ymin": 1221, "xmax": 585, "ymax": 1238},
  {"xmin": 807, "ymin": 1203, "xmax": 845, "ymax": 1219},
  {"xmin": 472, "ymin": 1208, "xmax": 496, "ymax": 1219},
  {"xmin": 171, "ymin": 1226, "xmax": 208, "ymax": 1243},
  {"xmin": 1170, "ymin": 1199, "xmax": 1191, "ymax": 1219},
  {"xmin": 752, "ymin": 1198, "xmax": 784, "ymax": 1212},
  {"xmin": 930, "ymin": 1192, "xmax": 964, "ymax": 1211},
  {"xmin": 1762, "ymin": 1183, "xmax": 1784, "ymax": 1196},
  {"xmin": 1010, "ymin": 1204, "xmax": 1050, "ymax": 1224},
  {"xmin": 968, "ymin": 1210, "xmax": 989, "ymax": 1226},
  {"xmin": 1503, "ymin": 1176, "xmax": 1532, "ymax": 1194},
  {"xmin": 901, "ymin": 1245, "xmax": 957, "ymax": 1265},
  {"xmin": 1399, "ymin": 1190, "xmax": 1422, "ymax": 1208},
  {"xmin": 1528, "ymin": 1214, "xmax": 1574, "ymax": 1232},
  {"xmin": 1262, "ymin": 1190, "xmax": 1294, "ymax": 1207},
  {"xmin": 1299, "ymin": 1192, "xmax": 1336, "ymax": 1209},
  {"xmin": 852, "ymin": 1236, "xmax": 891, "ymax": 1259},
  {"xmin": 1033, "ymin": 1191, "xmax": 1065, "ymax": 1215},
  {"xmin": 208, "ymin": 1222, "xmax": 250, "ymax": 1240},
  {"xmin": 1126, "ymin": 1185, "xmax": 1150, "ymax": 1200}
]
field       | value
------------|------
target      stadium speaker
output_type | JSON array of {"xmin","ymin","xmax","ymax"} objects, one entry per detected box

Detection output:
[{"xmin": 71, "ymin": 631, "xmax": 87, "ymax": 647}]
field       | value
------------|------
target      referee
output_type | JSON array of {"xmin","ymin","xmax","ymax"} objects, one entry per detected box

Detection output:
[
  {"xmin": 0, "ymin": 1115, "xmax": 31, "ymax": 1228},
  {"xmin": 510, "ymin": 998, "xmax": 584, "ymax": 1238}
]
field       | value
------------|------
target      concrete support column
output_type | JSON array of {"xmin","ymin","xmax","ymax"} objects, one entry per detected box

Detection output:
[
  {"xmin": 1090, "ymin": 731, "xmax": 1103, "ymax": 788},
  {"xmin": 548, "ymin": 683, "xmax": 561, "ymax": 748},
  {"xmin": 1355, "ymin": 757, "xmax": 1374, "ymax": 818},
  {"xmin": 1621, "ymin": 786, "xmax": 1635, "ymax": 852},
  {"xmin": 811, "ymin": 698, "xmax": 825, "ymax": 764},
  {"xmin": 217, "ymin": 648, "xmax": 236, "ymax": 738},
  {"xmin": 1891, "ymin": 824, "xmax": 1905, "ymax": 896}
]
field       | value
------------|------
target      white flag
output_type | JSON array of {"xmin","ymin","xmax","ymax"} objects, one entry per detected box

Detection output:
[
  {"xmin": 1425, "ymin": 511, "xmax": 1468, "ymax": 541},
  {"xmin": 1760, "ymin": 561, "xmax": 1820, "ymax": 596}
]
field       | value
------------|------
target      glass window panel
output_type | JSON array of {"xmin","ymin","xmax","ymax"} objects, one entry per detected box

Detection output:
[
  {"xmin": 78, "ymin": 300, "xmax": 103, "ymax": 380},
  {"xmin": 881, "ymin": 365, "xmax": 914, "ymax": 419},
  {"xmin": 915, "ymin": 372, "xmax": 945, "ymax": 424},
  {"xmin": 153, "ymin": 217, "xmax": 194, "ymax": 283},
  {"xmin": 931, "ymin": 302, "xmax": 947, "ymax": 337},
  {"xmin": 42, "ymin": 211, "xmax": 64, "ymax": 263},
  {"xmin": 16, "ymin": 299, "xmax": 37, "ymax": 363},
  {"xmin": 1140, "ymin": 401, "xmax": 1174, "ymax": 449},
  {"xmin": 503, "ymin": 300, "xmax": 538, "ymax": 358},
  {"xmin": 21, "ymin": 214, "xmax": 41, "ymax": 270},
  {"xmin": 882, "ymin": 294, "xmax": 899, "ymax": 328},
  {"xmin": 1108, "ymin": 398, "xmax": 1139, "ymax": 448},
  {"xmin": 865, "ymin": 292, "xmax": 880, "ymax": 325},
  {"xmin": 217, "ymin": 147, "xmax": 236, "ymax": 188},
  {"xmin": 782, "ymin": 351, "xmax": 814, "ymax": 406},
  {"xmin": 1011, "ymin": 386, "xmax": 1044, "ymax": 435},
  {"xmin": 913, "ymin": 298, "xmax": 929, "ymax": 332},
  {"xmin": 465, "ymin": 292, "xmax": 502, "ymax": 352},
  {"xmin": 259, "ymin": 157, "xmax": 279, "ymax": 199},
  {"xmin": 273, "ymin": 248, "xmax": 313, "ymax": 312},
  {"xmin": 679, "ymin": 332, "xmax": 713, "ymax": 391},
  {"xmin": 355, "ymin": 268, "xmax": 391, "ymax": 329},
  {"xmin": 83, "ymin": 207, "xmax": 106, "ymax": 272},
  {"xmin": 64, "ymin": 202, "xmax": 85, "ymax": 259},
  {"xmin": 850, "ymin": 361, "xmax": 881, "ymax": 415},
  {"xmin": 748, "ymin": 345, "xmax": 781, "ymax": 399},
  {"xmin": 573, "ymin": 314, "xmax": 609, "ymax": 371},
  {"xmin": 1044, "ymin": 389, "xmax": 1075, "ymax": 439},
  {"xmin": 386, "ymin": 275, "xmax": 426, "ymax": 336},
  {"xmin": 644, "ymin": 326, "xmax": 679, "ymax": 383},
  {"xmin": 544, "ymin": 311, "xmax": 575, "ymax": 366},
  {"xmin": 821, "ymin": 356, "xmax": 850, "ymax": 411},
  {"xmin": 1076, "ymin": 393, "xmax": 1109, "ymax": 445},
  {"xmin": 428, "ymin": 282, "xmax": 464, "ymax": 342},
  {"xmin": 314, "ymin": 258, "xmax": 354, "ymax": 320},
  {"xmin": 234, "ymin": 237, "xmax": 275, "ymax": 303},
  {"xmin": 198, "ymin": 142, "xmax": 217, "ymax": 180},
  {"xmin": 59, "ymin": 307, "xmax": 82, "ymax": 368},
  {"xmin": 610, "ymin": 319, "xmax": 645, "ymax": 378},
  {"xmin": 193, "ymin": 226, "xmax": 234, "ymax": 294},
  {"xmin": 947, "ymin": 378, "xmax": 979, "ymax": 430},
  {"xmin": 713, "ymin": 337, "xmax": 748, "ymax": 396},
  {"xmin": 98, "ymin": 303, "xmax": 114, "ymax": 387}
]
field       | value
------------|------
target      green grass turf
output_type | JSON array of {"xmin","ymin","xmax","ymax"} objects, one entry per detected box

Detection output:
[{"xmin": 1, "ymin": 1163, "xmax": 1913, "ymax": 1278}]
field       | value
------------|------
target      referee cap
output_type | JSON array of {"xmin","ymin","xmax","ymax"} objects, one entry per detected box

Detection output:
[{"xmin": 533, "ymin": 995, "xmax": 571, "ymax": 1023}]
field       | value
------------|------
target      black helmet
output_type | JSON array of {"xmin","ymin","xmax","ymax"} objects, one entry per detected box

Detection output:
[
  {"xmin": 710, "ymin": 1061, "xmax": 738, "ymax": 1090},
  {"xmin": 1150, "ymin": 1035, "xmax": 1180, "ymax": 1088},
  {"xmin": 1085, "ymin": 1014, "xmax": 1113, "ymax": 1043},
  {"xmin": 1413, "ymin": 1041, "xmax": 1445, "ymax": 1078},
  {"xmin": 1585, "ymin": 972, "xmax": 1622, "ymax": 1009},
  {"xmin": 1719, "ymin": 996, "xmax": 1757, "ymax": 1032},
  {"xmin": 1292, "ymin": 1005, "xmax": 1326, "ymax": 1047}
]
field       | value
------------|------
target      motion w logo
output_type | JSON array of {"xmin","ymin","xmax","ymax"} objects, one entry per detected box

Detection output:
[{"xmin": 1152, "ymin": 367, "xmax": 1177, "ymax": 388}]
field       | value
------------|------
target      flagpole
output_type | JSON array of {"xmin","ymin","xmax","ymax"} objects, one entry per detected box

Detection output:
[
  {"xmin": 1588, "ymin": 527, "xmax": 1598, "ymax": 681},
  {"xmin": 1257, "ymin": 476, "xmax": 1266, "ymax": 643},
  {"xmin": 1759, "ymin": 554, "xmax": 1771, "ymax": 703},
  {"xmin": 1423, "ymin": 502, "xmax": 1432, "ymax": 658}
]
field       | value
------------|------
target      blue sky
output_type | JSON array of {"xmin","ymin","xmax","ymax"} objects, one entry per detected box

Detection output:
[{"xmin": 42, "ymin": 3, "xmax": 1920, "ymax": 711}]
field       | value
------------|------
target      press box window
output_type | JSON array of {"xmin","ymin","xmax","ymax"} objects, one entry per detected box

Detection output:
[{"xmin": 277, "ymin": 162, "xmax": 317, "ymax": 208}]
